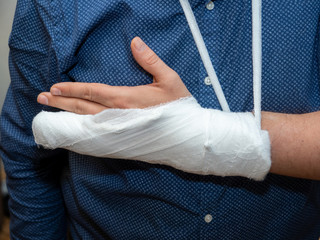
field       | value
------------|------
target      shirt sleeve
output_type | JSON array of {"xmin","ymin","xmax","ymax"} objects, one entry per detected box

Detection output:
[{"xmin": 0, "ymin": 0, "xmax": 68, "ymax": 239}]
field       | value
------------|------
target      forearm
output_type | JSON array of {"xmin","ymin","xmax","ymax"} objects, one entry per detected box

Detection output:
[{"xmin": 262, "ymin": 111, "xmax": 320, "ymax": 180}]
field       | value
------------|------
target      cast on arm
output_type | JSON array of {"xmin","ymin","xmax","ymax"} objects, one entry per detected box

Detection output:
[
  {"xmin": 33, "ymin": 96, "xmax": 271, "ymax": 181},
  {"xmin": 0, "ymin": 0, "xmax": 67, "ymax": 239},
  {"xmin": 33, "ymin": 37, "xmax": 320, "ymax": 181},
  {"xmin": 33, "ymin": 37, "xmax": 271, "ymax": 181}
]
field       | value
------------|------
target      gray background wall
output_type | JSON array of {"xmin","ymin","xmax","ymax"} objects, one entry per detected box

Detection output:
[{"xmin": 0, "ymin": 0, "xmax": 17, "ymax": 111}]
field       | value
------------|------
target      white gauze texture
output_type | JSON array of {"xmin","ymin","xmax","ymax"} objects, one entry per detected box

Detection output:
[{"xmin": 32, "ymin": 97, "xmax": 271, "ymax": 180}]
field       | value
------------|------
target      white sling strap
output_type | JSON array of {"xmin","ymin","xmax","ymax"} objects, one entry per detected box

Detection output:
[
  {"xmin": 252, "ymin": 0, "xmax": 262, "ymax": 128},
  {"xmin": 179, "ymin": 0, "xmax": 230, "ymax": 112},
  {"xmin": 179, "ymin": 0, "xmax": 262, "ymax": 128}
]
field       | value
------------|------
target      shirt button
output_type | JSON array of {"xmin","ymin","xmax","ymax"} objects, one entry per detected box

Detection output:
[
  {"xmin": 204, "ymin": 214, "xmax": 213, "ymax": 223},
  {"xmin": 206, "ymin": 1, "xmax": 214, "ymax": 10},
  {"xmin": 204, "ymin": 76, "xmax": 212, "ymax": 85}
]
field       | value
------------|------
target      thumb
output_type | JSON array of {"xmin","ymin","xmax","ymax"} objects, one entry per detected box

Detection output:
[{"xmin": 131, "ymin": 37, "xmax": 177, "ymax": 81}]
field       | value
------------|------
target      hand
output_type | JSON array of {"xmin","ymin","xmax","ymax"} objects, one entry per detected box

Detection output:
[{"xmin": 37, "ymin": 37, "xmax": 191, "ymax": 114}]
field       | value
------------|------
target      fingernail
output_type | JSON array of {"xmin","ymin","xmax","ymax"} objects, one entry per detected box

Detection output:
[
  {"xmin": 38, "ymin": 95, "xmax": 48, "ymax": 105},
  {"xmin": 51, "ymin": 88, "xmax": 61, "ymax": 96},
  {"xmin": 134, "ymin": 37, "xmax": 146, "ymax": 51}
]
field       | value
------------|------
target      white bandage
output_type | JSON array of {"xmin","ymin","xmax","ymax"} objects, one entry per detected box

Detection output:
[{"xmin": 32, "ymin": 97, "xmax": 271, "ymax": 180}]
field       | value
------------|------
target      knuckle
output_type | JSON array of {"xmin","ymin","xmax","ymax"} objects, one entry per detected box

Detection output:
[
  {"xmin": 73, "ymin": 101, "xmax": 85, "ymax": 114},
  {"xmin": 64, "ymin": 85, "xmax": 73, "ymax": 97},
  {"xmin": 145, "ymin": 53, "xmax": 159, "ymax": 66},
  {"xmin": 111, "ymin": 87, "xmax": 132, "ymax": 109},
  {"xmin": 167, "ymin": 71, "xmax": 180, "ymax": 80},
  {"xmin": 114, "ymin": 98, "xmax": 130, "ymax": 109},
  {"xmin": 113, "ymin": 94, "xmax": 132, "ymax": 109},
  {"xmin": 82, "ymin": 85, "xmax": 93, "ymax": 101},
  {"xmin": 46, "ymin": 95, "xmax": 57, "ymax": 107}
]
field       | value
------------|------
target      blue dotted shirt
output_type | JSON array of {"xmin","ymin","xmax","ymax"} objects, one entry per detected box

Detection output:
[{"xmin": 1, "ymin": 0, "xmax": 320, "ymax": 239}]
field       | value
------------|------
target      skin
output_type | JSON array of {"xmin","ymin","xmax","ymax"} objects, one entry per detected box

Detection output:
[{"xmin": 37, "ymin": 37, "xmax": 320, "ymax": 181}]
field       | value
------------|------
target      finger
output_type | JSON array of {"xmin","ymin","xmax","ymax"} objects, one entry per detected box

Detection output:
[
  {"xmin": 50, "ymin": 82, "xmax": 126, "ymax": 107},
  {"xmin": 50, "ymin": 82, "xmax": 160, "ymax": 109},
  {"xmin": 50, "ymin": 82, "xmax": 108, "ymax": 101},
  {"xmin": 37, "ymin": 92, "xmax": 108, "ymax": 114},
  {"xmin": 131, "ymin": 37, "xmax": 178, "ymax": 81}
]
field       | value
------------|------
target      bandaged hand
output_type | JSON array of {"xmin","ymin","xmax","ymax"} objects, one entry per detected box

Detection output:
[{"xmin": 34, "ymin": 37, "xmax": 271, "ymax": 180}]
